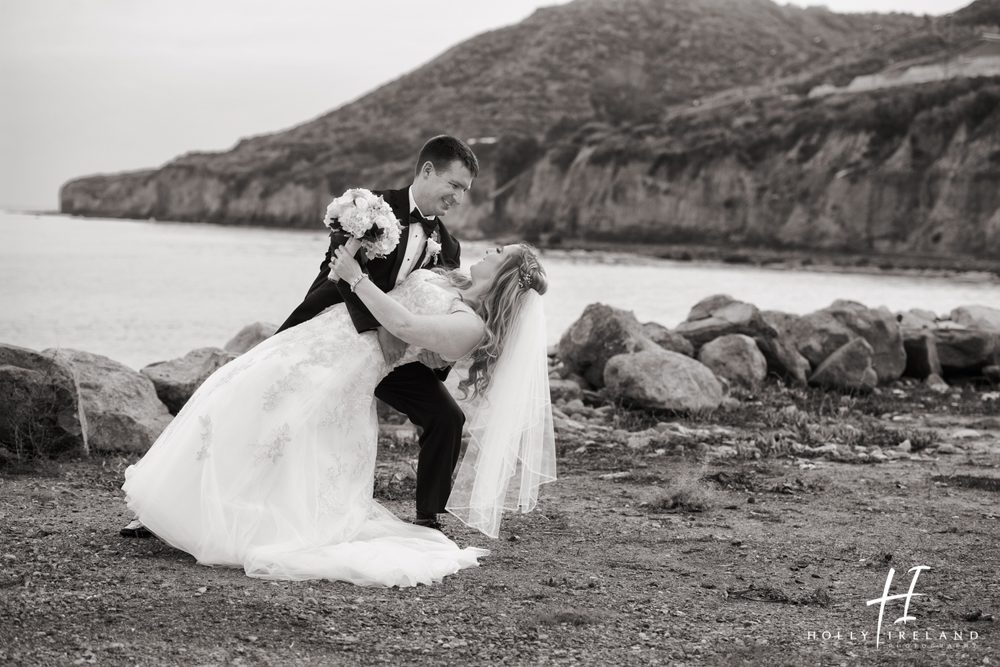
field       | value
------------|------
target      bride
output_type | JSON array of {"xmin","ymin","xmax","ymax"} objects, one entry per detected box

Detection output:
[{"xmin": 122, "ymin": 241, "xmax": 555, "ymax": 587}]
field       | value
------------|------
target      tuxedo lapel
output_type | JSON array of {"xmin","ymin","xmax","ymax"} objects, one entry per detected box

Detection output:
[
  {"xmin": 385, "ymin": 188, "xmax": 412, "ymax": 284},
  {"xmin": 435, "ymin": 220, "xmax": 461, "ymax": 269}
]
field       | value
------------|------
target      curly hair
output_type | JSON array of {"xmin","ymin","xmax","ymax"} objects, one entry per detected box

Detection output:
[{"xmin": 432, "ymin": 244, "xmax": 547, "ymax": 400}]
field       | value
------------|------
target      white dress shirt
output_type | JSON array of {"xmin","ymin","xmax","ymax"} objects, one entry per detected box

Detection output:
[{"xmin": 395, "ymin": 187, "xmax": 437, "ymax": 286}]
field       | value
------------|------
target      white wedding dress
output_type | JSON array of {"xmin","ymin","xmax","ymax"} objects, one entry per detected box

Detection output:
[{"xmin": 122, "ymin": 269, "xmax": 489, "ymax": 587}]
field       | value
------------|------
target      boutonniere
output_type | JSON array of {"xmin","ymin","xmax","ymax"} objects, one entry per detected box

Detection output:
[{"xmin": 425, "ymin": 230, "xmax": 442, "ymax": 267}]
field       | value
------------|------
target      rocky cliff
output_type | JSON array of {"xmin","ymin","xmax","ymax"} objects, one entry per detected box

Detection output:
[
  {"xmin": 60, "ymin": 0, "xmax": 1000, "ymax": 262},
  {"xmin": 490, "ymin": 76, "xmax": 1000, "ymax": 259}
]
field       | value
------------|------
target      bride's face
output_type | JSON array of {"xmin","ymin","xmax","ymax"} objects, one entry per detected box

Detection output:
[{"xmin": 470, "ymin": 244, "xmax": 519, "ymax": 284}]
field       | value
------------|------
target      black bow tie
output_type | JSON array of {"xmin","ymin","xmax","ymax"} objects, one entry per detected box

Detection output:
[{"xmin": 408, "ymin": 210, "xmax": 438, "ymax": 236}]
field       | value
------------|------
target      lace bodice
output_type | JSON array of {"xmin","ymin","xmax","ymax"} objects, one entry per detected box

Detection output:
[{"xmin": 389, "ymin": 269, "xmax": 475, "ymax": 368}]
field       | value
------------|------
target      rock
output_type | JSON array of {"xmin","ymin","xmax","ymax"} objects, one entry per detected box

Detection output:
[
  {"xmin": 949, "ymin": 305, "xmax": 1000, "ymax": 332},
  {"xmin": 642, "ymin": 322, "xmax": 694, "ymax": 357},
  {"xmin": 626, "ymin": 429, "xmax": 660, "ymax": 450},
  {"xmin": 557, "ymin": 303, "xmax": 658, "ymax": 388},
  {"xmin": 902, "ymin": 332, "xmax": 943, "ymax": 379},
  {"xmin": 984, "ymin": 365, "xmax": 1000, "ymax": 383},
  {"xmin": 224, "ymin": 322, "xmax": 277, "ymax": 354},
  {"xmin": 758, "ymin": 310, "xmax": 811, "ymax": 384},
  {"xmin": 43, "ymin": 349, "xmax": 172, "ymax": 453},
  {"xmin": 603, "ymin": 349, "xmax": 724, "ymax": 412},
  {"xmin": 896, "ymin": 308, "xmax": 938, "ymax": 331},
  {"xmin": 674, "ymin": 294, "xmax": 777, "ymax": 350},
  {"xmin": 791, "ymin": 300, "xmax": 905, "ymax": 383},
  {"xmin": 711, "ymin": 445, "xmax": 739, "ymax": 459},
  {"xmin": 548, "ymin": 378, "xmax": 583, "ymax": 403},
  {"xmin": 0, "ymin": 344, "xmax": 88, "ymax": 458},
  {"xmin": 696, "ymin": 334, "xmax": 768, "ymax": 392},
  {"xmin": 141, "ymin": 347, "xmax": 237, "ymax": 414},
  {"xmin": 808, "ymin": 338, "xmax": 878, "ymax": 392},
  {"xmin": 933, "ymin": 329, "xmax": 999, "ymax": 374},
  {"xmin": 925, "ymin": 373, "xmax": 950, "ymax": 393}
]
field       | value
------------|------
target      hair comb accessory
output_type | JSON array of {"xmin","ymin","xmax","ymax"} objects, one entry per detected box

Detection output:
[{"xmin": 517, "ymin": 269, "xmax": 534, "ymax": 290}]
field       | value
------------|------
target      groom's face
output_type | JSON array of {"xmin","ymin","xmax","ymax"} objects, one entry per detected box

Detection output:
[{"xmin": 415, "ymin": 160, "xmax": 474, "ymax": 217}]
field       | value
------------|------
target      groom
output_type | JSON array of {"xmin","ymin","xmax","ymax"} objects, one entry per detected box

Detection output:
[{"xmin": 278, "ymin": 135, "xmax": 478, "ymax": 531}]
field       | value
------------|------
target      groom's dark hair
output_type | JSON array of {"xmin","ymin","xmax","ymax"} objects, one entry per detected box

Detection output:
[{"xmin": 415, "ymin": 135, "xmax": 479, "ymax": 178}]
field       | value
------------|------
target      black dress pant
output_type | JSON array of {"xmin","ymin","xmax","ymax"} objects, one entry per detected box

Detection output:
[{"xmin": 374, "ymin": 361, "xmax": 465, "ymax": 516}]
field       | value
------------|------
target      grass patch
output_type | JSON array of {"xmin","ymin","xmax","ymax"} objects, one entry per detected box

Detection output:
[{"xmin": 654, "ymin": 465, "xmax": 718, "ymax": 512}]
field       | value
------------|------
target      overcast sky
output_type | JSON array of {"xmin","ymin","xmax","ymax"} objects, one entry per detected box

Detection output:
[{"xmin": 0, "ymin": 0, "xmax": 974, "ymax": 210}]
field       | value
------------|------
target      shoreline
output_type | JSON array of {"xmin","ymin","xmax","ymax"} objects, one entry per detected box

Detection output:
[
  {"xmin": 528, "ymin": 238, "xmax": 1000, "ymax": 282},
  {"xmin": 8, "ymin": 209, "xmax": 1000, "ymax": 282}
]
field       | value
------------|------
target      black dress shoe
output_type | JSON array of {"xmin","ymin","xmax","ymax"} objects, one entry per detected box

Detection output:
[
  {"xmin": 412, "ymin": 514, "xmax": 444, "ymax": 532},
  {"xmin": 120, "ymin": 519, "xmax": 153, "ymax": 538}
]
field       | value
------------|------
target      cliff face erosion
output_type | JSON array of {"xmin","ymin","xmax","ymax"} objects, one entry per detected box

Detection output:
[{"xmin": 60, "ymin": 0, "xmax": 1000, "ymax": 261}]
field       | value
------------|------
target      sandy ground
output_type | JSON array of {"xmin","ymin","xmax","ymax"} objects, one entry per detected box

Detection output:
[{"xmin": 2, "ymin": 385, "xmax": 998, "ymax": 666}]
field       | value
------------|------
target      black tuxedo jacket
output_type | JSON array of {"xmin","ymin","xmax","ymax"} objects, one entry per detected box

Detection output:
[{"xmin": 276, "ymin": 187, "xmax": 462, "ymax": 378}]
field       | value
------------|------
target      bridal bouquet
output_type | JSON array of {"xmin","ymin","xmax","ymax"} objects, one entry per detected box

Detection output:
[{"xmin": 323, "ymin": 188, "xmax": 402, "ymax": 260}]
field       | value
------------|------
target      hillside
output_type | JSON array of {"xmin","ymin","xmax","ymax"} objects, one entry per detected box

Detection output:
[{"xmin": 60, "ymin": 0, "xmax": 1000, "ymax": 263}]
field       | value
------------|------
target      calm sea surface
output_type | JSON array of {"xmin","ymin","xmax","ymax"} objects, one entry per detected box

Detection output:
[{"xmin": 2, "ymin": 211, "xmax": 998, "ymax": 370}]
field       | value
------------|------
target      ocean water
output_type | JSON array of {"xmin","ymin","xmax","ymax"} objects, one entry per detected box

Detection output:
[{"xmin": 2, "ymin": 211, "xmax": 998, "ymax": 370}]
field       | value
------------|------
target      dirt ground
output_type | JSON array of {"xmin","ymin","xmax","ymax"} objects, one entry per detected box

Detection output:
[{"xmin": 2, "ymin": 384, "xmax": 998, "ymax": 666}]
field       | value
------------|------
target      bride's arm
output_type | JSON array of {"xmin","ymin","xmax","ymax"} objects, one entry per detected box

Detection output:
[
  {"xmin": 332, "ymin": 246, "xmax": 484, "ymax": 362},
  {"xmin": 353, "ymin": 277, "xmax": 483, "ymax": 361}
]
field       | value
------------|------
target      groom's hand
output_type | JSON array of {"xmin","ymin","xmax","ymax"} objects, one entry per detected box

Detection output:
[
  {"xmin": 376, "ymin": 327, "xmax": 407, "ymax": 366},
  {"xmin": 416, "ymin": 350, "xmax": 448, "ymax": 369}
]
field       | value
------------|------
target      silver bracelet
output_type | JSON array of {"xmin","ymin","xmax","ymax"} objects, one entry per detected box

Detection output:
[{"xmin": 349, "ymin": 274, "xmax": 366, "ymax": 292}]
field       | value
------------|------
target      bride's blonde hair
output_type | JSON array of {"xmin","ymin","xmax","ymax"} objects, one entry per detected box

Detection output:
[{"xmin": 432, "ymin": 244, "xmax": 547, "ymax": 399}]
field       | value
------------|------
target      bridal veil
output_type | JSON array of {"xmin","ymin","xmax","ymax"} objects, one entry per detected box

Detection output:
[{"xmin": 445, "ymin": 290, "xmax": 557, "ymax": 538}]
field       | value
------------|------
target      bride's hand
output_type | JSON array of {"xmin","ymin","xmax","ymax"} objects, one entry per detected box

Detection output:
[{"xmin": 331, "ymin": 243, "xmax": 364, "ymax": 284}]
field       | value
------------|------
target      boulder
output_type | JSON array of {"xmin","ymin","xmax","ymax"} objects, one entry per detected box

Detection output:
[
  {"xmin": 925, "ymin": 373, "xmax": 950, "ymax": 393},
  {"xmin": 791, "ymin": 300, "xmax": 905, "ymax": 383},
  {"xmin": 224, "ymin": 322, "xmax": 278, "ymax": 354},
  {"xmin": 0, "ymin": 344, "xmax": 88, "ymax": 458},
  {"xmin": 642, "ymin": 322, "xmax": 694, "ymax": 357},
  {"xmin": 902, "ymin": 333, "xmax": 943, "ymax": 379},
  {"xmin": 897, "ymin": 308, "xmax": 938, "ymax": 331},
  {"xmin": 949, "ymin": 305, "xmax": 1000, "ymax": 332},
  {"xmin": 759, "ymin": 310, "xmax": 811, "ymax": 384},
  {"xmin": 603, "ymin": 349, "xmax": 724, "ymax": 412},
  {"xmin": 44, "ymin": 349, "xmax": 172, "ymax": 453},
  {"xmin": 808, "ymin": 338, "xmax": 878, "ymax": 392},
  {"xmin": 696, "ymin": 334, "xmax": 768, "ymax": 392},
  {"xmin": 674, "ymin": 294, "xmax": 777, "ymax": 349},
  {"xmin": 557, "ymin": 304, "xmax": 658, "ymax": 388},
  {"xmin": 984, "ymin": 365, "xmax": 1000, "ymax": 383},
  {"xmin": 933, "ymin": 329, "xmax": 999, "ymax": 374},
  {"xmin": 141, "ymin": 347, "xmax": 237, "ymax": 414},
  {"xmin": 548, "ymin": 378, "xmax": 583, "ymax": 404}
]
